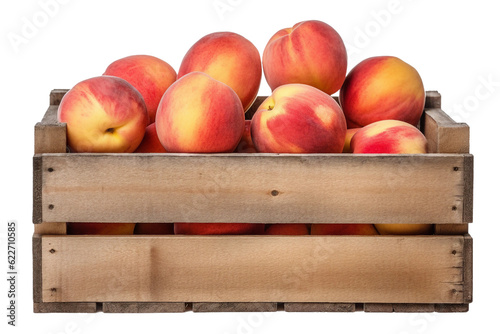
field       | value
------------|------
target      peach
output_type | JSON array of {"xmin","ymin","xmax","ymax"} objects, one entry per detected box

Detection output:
[
  {"xmin": 156, "ymin": 72, "xmax": 245, "ymax": 153},
  {"xmin": 311, "ymin": 224, "xmax": 379, "ymax": 235},
  {"xmin": 351, "ymin": 120, "xmax": 427, "ymax": 154},
  {"xmin": 178, "ymin": 32, "xmax": 261, "ymax": 111},
  {"xmin": 134, "ymin": 123, "xmax": 167, "ymax": 153},
  {"xmin": 57, "ymin": 76, "xmax": 148, "ymax": 153},
  {"xmin": 263, "ymin": 20, "xmax": 347, "ymax": 95},
  {"xmin": 264, "ymin": 224, "xmax": 309, "ymax": 235},
  {"xmin": 343, "ymin": 128, "xmax": 361, "ymax": 153},
  {"xmin": 339, "ymin": 56, "xmax": 425, "ymax": 128},
  {"xmin": 134, "ymin": 223, "xmax": 174, "ymax": 235},
  {"xmin": 174, "ymin": 223, "xmax": 265, "ymax": 235},
  {"xmin": 234, "ymin": 120, "xmax": 257, "ymax": 153},
  {"xmin": 375, "ymin": 224, "xmax": 433, "ymax": 235},
  {"xmin": 103, "ymin": 55, "xmax": 177, "ymax": 123},
  {"xmin": 67, "ymin": 223, "xmax": 136, "ymax": 235},
  {"xmin": 251, "ymin": 84, "xmax": 346, "ymax": 153}
]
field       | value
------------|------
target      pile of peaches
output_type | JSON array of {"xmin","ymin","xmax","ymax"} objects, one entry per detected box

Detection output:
[{"xmin": 58, "ymin": 20, "xmax": 431, "ymax": 236}]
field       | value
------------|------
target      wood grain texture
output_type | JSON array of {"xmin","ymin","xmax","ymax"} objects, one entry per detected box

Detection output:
[
  {"xmin": 193, "ymin": 302, "xmax": 277, "ymax": 312},
  {"xmin": 50, "ymin": 89, "xmax": 69, "ymax": 106},
  {"xmin": 364, "ymin": 303, "xmax": 436, "ymax": 312},
  {"xmin": 284, "ymin": 303, "xmax": 355, "ymax": 312},
  {"xmin": 464, "ymin": 234, "xmax": 473, "ymax": 303},
  {"xmin": 34, "ymin": 106, "xmax": 67, "ymax": 154},
  {"xmin": 33, "ymin": 235, "xmax": 42, "ymax": 303},
  {"xmin": 37, "ymin": 153, "xmax": 470, "ymax": 224},
  {"xmin": 424, "ymin": 91, "xmax": 441, "ymax": 109},
  {"xmin": 41, "ymin": 235, "xmax": 466, "ymax": 304},
  {"xmin": 423, "ymin": 108, "xmax": 469, "ymax": 154},
  {"xmin": 34, "ymin": 302, "xmax": 97, "ymax": 313},
  {"xmin": 103, "ymin": 302, "xmax": 187, "ymax": 313}
]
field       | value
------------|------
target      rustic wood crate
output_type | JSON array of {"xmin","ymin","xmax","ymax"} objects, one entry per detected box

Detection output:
[{"xmin": 33, "ymin": 90, "xmax": 473, "ymax": 313}]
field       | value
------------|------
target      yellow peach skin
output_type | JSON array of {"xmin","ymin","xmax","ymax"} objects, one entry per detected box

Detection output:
[
  {"xmin": 156, "ymin": 72, "xmax": 245, "ymax": 153},
  {"xmin": 178, "ymin": 32, "xmax": 261, "ymax": 112},
  {"xmin": 343, "ymin": 128, "xmax": 361, "ymax": 153},
  {"xmin": 67, "ymin": 223, "xmax": 136, "ymax": 235},
  {"xmin": 103, "ymin": 55, "xmax": 177, "ymax": 123},
  {"xmin": 251, "ymin": 84, "xmax": 346, "ymax": 153},
  {"xmin": 351, "ymin": 120, "xmax": 428, "ymax": 154},
  {"xmin": 263, "ymin": 20, "xmax": 347, "ymax": 95},
  {"xmin": 57, "ymin": 76, "xmax": 148, "ymax": 153},
  {"xmin": 340, "ymin": 56, "xmax": 425, "ymax": 128},
  {"xmin": 375, "ymin": 224, "xmax": 433, "ymax": 235}
]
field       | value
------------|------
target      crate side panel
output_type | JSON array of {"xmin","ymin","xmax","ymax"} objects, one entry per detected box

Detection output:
[
  {"xmin": 41, "ymin": 235, "xmax": 465, "ymax": 304},
  {"xmin": 40, "ymin": 154, "xmax": 469, "ymax": 224}
]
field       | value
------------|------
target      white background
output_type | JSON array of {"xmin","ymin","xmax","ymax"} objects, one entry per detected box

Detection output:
[{"xmin": 1, "ymin": 0, "xmax": 499, "ymax": 333}]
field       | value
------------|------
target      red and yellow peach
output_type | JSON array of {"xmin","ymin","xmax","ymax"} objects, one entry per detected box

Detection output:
[
  {"xmin": 156, "ymin": 72, "xmax": 245, "ymax": 153},
  {"xmin": 57, "ymin": 76, "xmax": 148, "ymax": 153},
  {"xmin": 174, "ymin": 223, "xmax": 265, "ymax": 235},
  {"xmin": 251, "ymin": 84, "xmax": 347, "ymax": 153},
  {"xmin": 311, "ymin": 224, "xmax": 379, "ymax": 235},
  {"xmin": 350, "ymin": 120, "xmax": 428, "ymax": 154},
  {"xmin": 103, "ymin": 55, "xmax": 177, "ymax": 123},
  {"xmin": 263, "ymin": 20, "xmax": 347, "ymax": 95},
  {"xmin": 134, "ymin": 123, "xmax": 167, "ymax": 153},
  {"xmin": 178, "ymin": 32, "xmax": 261, "ymax": 111},
  {"xmin": 339, "ymin": 56, "xmax": 425, "ymax": 128}
]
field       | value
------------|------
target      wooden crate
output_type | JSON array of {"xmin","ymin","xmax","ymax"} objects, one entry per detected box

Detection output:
[{"xmin": 33, "ymin": 90, "xmax": 473, "ymax": 313}]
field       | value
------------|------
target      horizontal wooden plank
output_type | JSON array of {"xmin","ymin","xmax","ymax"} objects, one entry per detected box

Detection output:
[
  {"xmin": 37, "ymin": 153, "xmax": 471, "ymax": 224},
  {"xmin": 423, "ymin": 108, "xmax": 469, "ymax": 154},
  {"xmin": 34, "ymin": 302, "xmax": 97, "ymax": 313},
  {"xmin": 284, "ymin": 302, "xmax": 356, "ymax": 312},
  {"xmin": 103, "ymin": 302, "xmax": 186, "ymax": 313},
  {"xmin": 41, "ymin": 235, "xmax": 466, "ymax": 304},
  {"xmin": 192, "ymin": 302, "xmax": 277, "ymax": 312}
]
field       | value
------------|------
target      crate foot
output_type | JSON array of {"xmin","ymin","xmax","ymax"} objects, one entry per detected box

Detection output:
[
  {"xmin": 192, "ymin": 302, "xmax": 277, "ymax": 312},
  {"xmin": 285, "ymin": 303, "xmax": 356, "ymax": 312},
  {"xmin": 34, "ymin": 302, "xmax": 97, "ymax": 313}
]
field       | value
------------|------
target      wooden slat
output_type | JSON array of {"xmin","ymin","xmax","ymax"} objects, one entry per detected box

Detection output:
[
  {"xmin": 34, "ymin": 222, "xmax": 67, "ymax": 235},
  {"xmin": 103, "ymin": 302, "xmax": 186, "ymax": 313},
  {"xmin": 193, "ymin": 302, "xmax": 277, "ymax": 312},
  {"xmin": 37, "ymin": 153, "xmax": 471, "ymax": 224},
  {"xmin": 41, "ymin": 235, "xmax": 466, "ymax": 304},
  {"xmin": 34, "ymin": 106, "xmax": 67, "ymax": 154},
  {"xmin": 50, "ymin": 89, "xmax": 69, "ymax": 106},
  {"xmin": 364, "ymin": 303, "xmax": 436, "ymax": 312},
  {"xmin": 33, "ymin": 235, "xmax": 43, "ymax": 303},
  {"xmin": 464, "ymin": 234, "xmax": 473, "ymax": 303},
  {"xmin": 34, "ymin": 302, "xmax": 97, "ymax": 313},
  {"xmin": 423, "ymin": 108, "xmax": 469, "ymax": 154},
  {"xmin": 285, "ymin": 303, "xmax": 355, "ymax": 312},
  {"xmin": 424, "ymin": 91, "xmax": 441, "ymax": 109}
]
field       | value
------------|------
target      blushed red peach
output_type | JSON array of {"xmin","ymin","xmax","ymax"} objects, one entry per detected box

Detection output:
[
  {"xmin": 251, "ymin": 84, "xmax": 346, "ymax": 153},
  {"xmin": 264, "ymin": 224, "xmax": 309, "ymax": 235},
  {"xmin": 263, "ymin": 20, "xmax": 347, "ymax": 95},
  {"xmin": 339, "ymin": 56, "xmax": 425, "ymax": 128},
  {"xmin": 351, "ymin": 120, "xmax": 428, "ymax": 154},
  {"xmin": 234, "ymin": 120, "xmax": 257, "ymax": 153},
  {"xmin": 103, "ymin": 55, "xmax": 177, "ymax": 123},
  {"xmin": 134, "ymin": 223, "xmax": 174, "ymax": 235},
  {"xmin": 57, "ymin": 76, "xmax": 148, "ymax": 153},
  {"xmin": 174, "ymin": 223, "xmax": 265, "ymax": 235},
  {"xmin": 156, "ymin": 72, "xmax": 245, "ymax": 153},
  {"xmin": 311, "ymin": 224, "xmax": 379, "ymax": 235},
  {"xmin": 178, "ymin": 32, "xmax": 261, "ymax": 111},
  {"xmin": 134, "ymin": 123, "xmax": 167, "ymax": 153}
]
